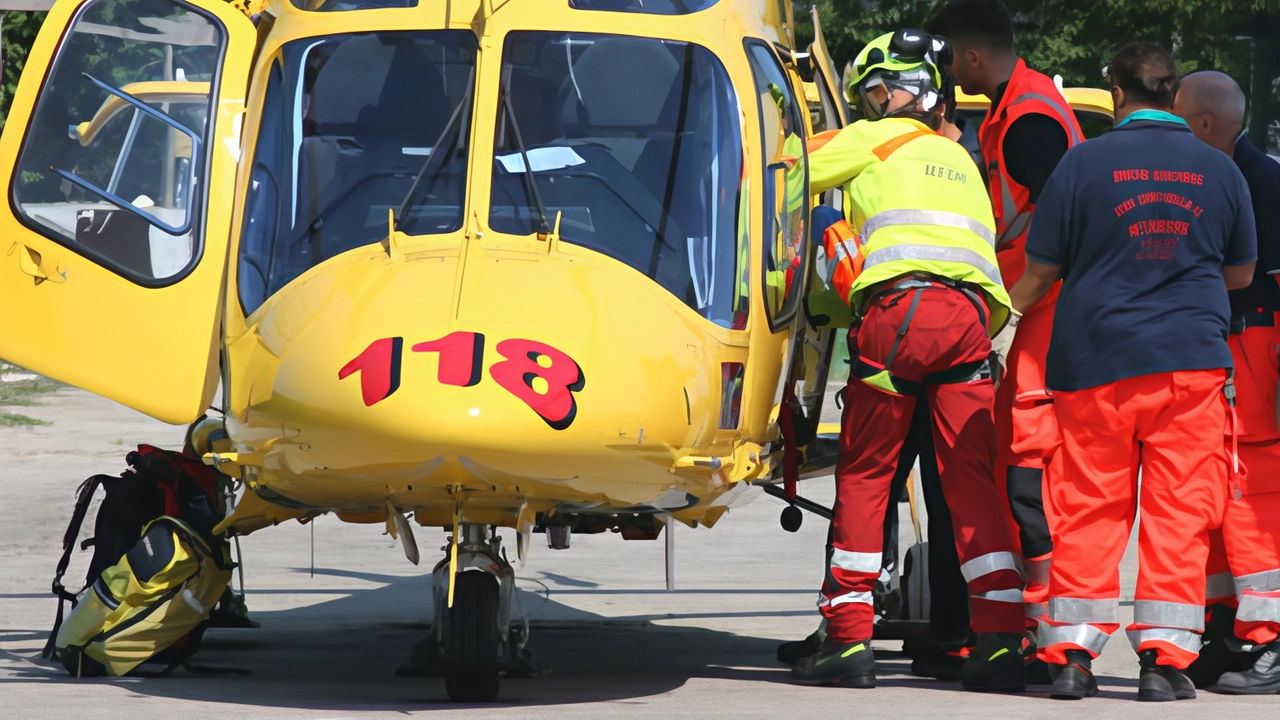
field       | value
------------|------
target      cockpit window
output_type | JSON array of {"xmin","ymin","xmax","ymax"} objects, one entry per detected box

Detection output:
[
  {"xmin": 237, "ymin": 31, "xmax": 476, "ymax": 316},
  {"xmin": 289, "ymin": 0, "xmax": 415, "ymax": 11},
  {"xmin": 568, "ymin": 0, "xmax": 719, "ymax": 15},
  {"xmin": 490, "ymin": 32, "xmax": 743, "ymax": 328}
]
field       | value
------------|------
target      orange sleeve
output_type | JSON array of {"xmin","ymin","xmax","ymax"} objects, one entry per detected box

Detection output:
[{"xmin": 806, "ymin": 129, "xmax": 842, "ymax": 154}]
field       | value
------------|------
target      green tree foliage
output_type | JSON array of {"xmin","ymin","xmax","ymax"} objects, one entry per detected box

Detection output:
[
  {"xmin": 795, "ymin": 0, "xmax": 1280, "ymax": 146},
  {"xmin": 4, "ymin": 1, "xmax": 1280, "ymax": 141},
  {"xmin": 1, "ymin": 11, "xmax": 46, "ymax": 127}
]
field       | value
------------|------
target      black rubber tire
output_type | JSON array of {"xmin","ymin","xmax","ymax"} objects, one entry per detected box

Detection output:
[{"xmin": 443, "ymin": 571, "xmax": 501, "ymax": 702}]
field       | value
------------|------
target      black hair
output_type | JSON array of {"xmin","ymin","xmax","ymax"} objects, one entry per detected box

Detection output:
[
  {"xmin": 1109, "ymin": 41, "xmax": 1179, "ymax": 108},
  {"xmin": 925, "ymin": 0, "xmax": 1014, "ymax": 53}
]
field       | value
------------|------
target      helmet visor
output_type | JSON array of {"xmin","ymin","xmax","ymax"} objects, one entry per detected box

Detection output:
[{"xmin": 855, "ymin": 69, "xmax": 934, "ymax": 120}]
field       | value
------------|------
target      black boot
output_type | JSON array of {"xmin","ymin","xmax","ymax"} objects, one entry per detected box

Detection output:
[
  {"xmin": 1021, "ymin": 633, "xmax": 1053, "ymax": 685},
  {"xmin": 961, "ymin": 632, "xmax": 1026, "ymax": 692},
  {"xmin": 207, "ymin": 588, "xmax": 260, "ymax": 629},
  {"xmin": 1137, "ymin": 649, "xmax": 1196, "ymax": 701},
  {"xmin": 791, "ymin": 639, "xmax": 876, "ymax": 687},
  {"xmin": 1049, "ymin": 650, "xmax": 1099, "ymax": 700},
  {"xmin": 1216, "ymin": 641, "xmax": 1280, "ymax": 694},
  {"xmin": 1185, "ymin": 603, "xmax": 1259, "ymax": 688},
  {"xmin": 904, "ymin": 629, "xmax": 969, "ymax": 680},
  {"xmin": 777, "ymin": 627, "xmax": 825, "ymax": 666}
]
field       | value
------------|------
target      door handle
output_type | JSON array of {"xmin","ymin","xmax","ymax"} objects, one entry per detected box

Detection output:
[{"xmin": 8, "ymin": 243, "xmax": 65, "ymax": 285}]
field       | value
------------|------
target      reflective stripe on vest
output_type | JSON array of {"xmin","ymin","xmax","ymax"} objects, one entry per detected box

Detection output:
[
  {"xmin": 994, "ymin": 182, "xmax": 1032, "ymax": 247},
  {"xmin": 862, "ymin": 208, "xmax": 996, "ymax": 248},
  {"xmin": 863, "ymin": 244, "xmax": 1002, "ymax": 288},
  {"xmin": 1010, "ymin": 92, "xmax": 1083, "ymax": 146}
]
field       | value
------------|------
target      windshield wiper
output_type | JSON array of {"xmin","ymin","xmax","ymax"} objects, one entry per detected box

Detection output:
[
  {"xmin": 395, "ymin": 67, "xmax": 475, "ymax": 226},
  {"xmin": 499, "ymin": 73, "xmax": 551, "ymax": 236}
]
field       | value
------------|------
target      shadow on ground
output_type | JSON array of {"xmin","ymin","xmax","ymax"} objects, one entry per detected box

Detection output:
[{"xmin": 0, "ymin": 568, "xmax": 838, "ymax": 710}]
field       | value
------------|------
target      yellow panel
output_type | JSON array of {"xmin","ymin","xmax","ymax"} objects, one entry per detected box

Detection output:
[
  {"xmin": 955, "ymin": 86, "xmax": 1115, "ymax": 119},
  {"xmin": 198, "ymin": 0, "xmax": 807, "ymax": 529},
  {"xmin": 0, "ymin": 0, "xmax": 256, "ymax": 424},
  {"xmin": 807, "ymin": 5, "xmax": 849, "ymax": 127}
]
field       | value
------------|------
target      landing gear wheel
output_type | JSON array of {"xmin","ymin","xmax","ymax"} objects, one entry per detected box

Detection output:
[{"xmin": 443, "ymin": 571, "xmax": 501, "ymax": 702}]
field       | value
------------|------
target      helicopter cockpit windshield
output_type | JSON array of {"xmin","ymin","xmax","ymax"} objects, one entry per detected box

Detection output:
[
  {"xmin": 489, "ymin": 32, "xmax": 743, "ymax": 328},
  {"xmin": 237, "ymin": 30, "xmax": 477, "ymax": 314}
]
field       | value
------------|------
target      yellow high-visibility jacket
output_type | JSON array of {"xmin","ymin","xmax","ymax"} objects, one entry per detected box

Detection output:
[{"xmin": 809, "ymin": 117, "xmax": 1011, "ymax": 335}]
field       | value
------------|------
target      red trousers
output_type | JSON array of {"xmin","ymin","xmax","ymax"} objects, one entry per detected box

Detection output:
[
  {"xmin": 822, "ymin": 282, "xmax": 1024, "ymax": 642},
  {"xmin": 1205, "ymin": 326, "xmax": 1280, "ymax": 645},
  {"xmin": 1038, "ymin": 370, "xmax": 1230, "ymax": 670},
  {"xmin": 994, "ymin": 285, "xmax": 1061, "ymax": 623}
]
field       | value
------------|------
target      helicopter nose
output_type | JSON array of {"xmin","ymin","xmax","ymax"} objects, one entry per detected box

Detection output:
[{"xmin": 245, "ymin": 240, "xmax": 748, "ymax": 497}]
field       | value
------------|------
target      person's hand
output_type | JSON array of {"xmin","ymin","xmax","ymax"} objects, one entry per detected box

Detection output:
[{"xmin": 989, "ymin": 309, "xmax": 1022, "ymax": 384}]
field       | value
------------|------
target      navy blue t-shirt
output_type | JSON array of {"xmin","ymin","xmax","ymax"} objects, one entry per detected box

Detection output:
[
  {"xmin": 1025, "ymin": 115, "xmax": 1257, "ymax": 392},
  {"xmin": 1229, "ymin": 134, "xmax": 1280, "ymax": 317}
]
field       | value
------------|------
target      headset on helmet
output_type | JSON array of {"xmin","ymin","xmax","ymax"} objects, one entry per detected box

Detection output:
[{"xmin": 846, "ymin": 29, "xmax": 955, "ymax": 128}]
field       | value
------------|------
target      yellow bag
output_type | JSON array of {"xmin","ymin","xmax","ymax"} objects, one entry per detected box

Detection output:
[{"xmin": 54, "ymin": 517, "xmax": 231, "ymax": 677}]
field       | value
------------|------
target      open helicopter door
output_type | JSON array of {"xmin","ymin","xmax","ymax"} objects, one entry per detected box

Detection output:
[
  {"xmin": 761, "ymin": 8, "xmax": 852, "ymax": 529},
  {"xmin": 808, "ymin": 6, "xmax": 851, "ymax": 129},
  {"xmin": 784, "ymin": 6, "xmax": 850, "ymax": 456},
  {"xmin": 0, "ymin": 0, "xmax": 255, "ymax": 424}
]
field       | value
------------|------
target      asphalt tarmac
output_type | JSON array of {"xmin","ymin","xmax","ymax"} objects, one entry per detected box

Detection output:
[{"xmin": 1, "ymin": 380, "xmax": 1277, "ymax": 718}]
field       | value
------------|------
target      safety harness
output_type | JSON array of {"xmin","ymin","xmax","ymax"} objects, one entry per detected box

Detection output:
[{"xmin": 852, "ymin": 275, "xmax": 991, "ymax": 396}]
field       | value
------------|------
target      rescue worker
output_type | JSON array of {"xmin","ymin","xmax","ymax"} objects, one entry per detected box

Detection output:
[
  {"xmin": 790, "ymin": 29, "xmax": 1026, "ymax": 691},
  {"xmin": 780, "ymin": 86, "xmax": 977, "ymax": 677},
  {"xmin": 1176, "ymin": 71, "xmax": 1280, "ymax": 694},
  {"xmin": 1008, "ymin": 42, "xmax": 1257, "ymax": 702},
  {"xmin": 927, "ymin": 0, "xmax": 1083, "ymax": 644}
]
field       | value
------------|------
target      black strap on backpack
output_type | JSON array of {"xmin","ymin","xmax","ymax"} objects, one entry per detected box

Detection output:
[{"xmin": 42, "ymin": 474, "xmax": 111, "ymax": 660}]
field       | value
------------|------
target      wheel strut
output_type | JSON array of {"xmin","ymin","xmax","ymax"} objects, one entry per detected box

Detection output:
[{"xmin": 402, "ymin": 523, "xmax": 540, "ymax": 701}]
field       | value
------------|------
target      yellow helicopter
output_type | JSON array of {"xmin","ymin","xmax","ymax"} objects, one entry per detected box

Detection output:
[{"xmin": 0, "ymin": 0, "xmax": 854, "ymax": 700}]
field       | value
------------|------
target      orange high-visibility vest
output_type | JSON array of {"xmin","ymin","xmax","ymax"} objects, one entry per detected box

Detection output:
[{"xmin": 979, "ymin": 59, "xmax": 1083, "ymax": 291}]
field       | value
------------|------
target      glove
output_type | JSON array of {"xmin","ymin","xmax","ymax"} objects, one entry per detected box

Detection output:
[{"xmin": 989, "ymin": 308, "xmax": 1022, "ymax": 383}]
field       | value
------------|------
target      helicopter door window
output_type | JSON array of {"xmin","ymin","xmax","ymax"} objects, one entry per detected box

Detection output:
[
  {"xmin": 10, "ymin": 0, "xmax": 222, "ymax": 286},
  {"xmin": 489, "ymin": 31, "xmax": 743, "ymax": 329},
  {"xmin": 745, "ymin": 40, "xmax": 810, "ymax": 333},
  {"xmin": 235, "ymin": 31, "xmax": 478, "ymax": 316}
]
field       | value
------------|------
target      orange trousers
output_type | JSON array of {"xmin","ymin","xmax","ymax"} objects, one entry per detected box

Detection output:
[
  {"xmin": 1204, "ymin": 326, "xmax": 1280, "ymax": 646},
  {"xmin": 1038, "ymin": 370, "xmax": 1230, "ymax": 670},
  {"xmin": 994, "ymin": 286, "xmax": 1060, "ymax": 624}
]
